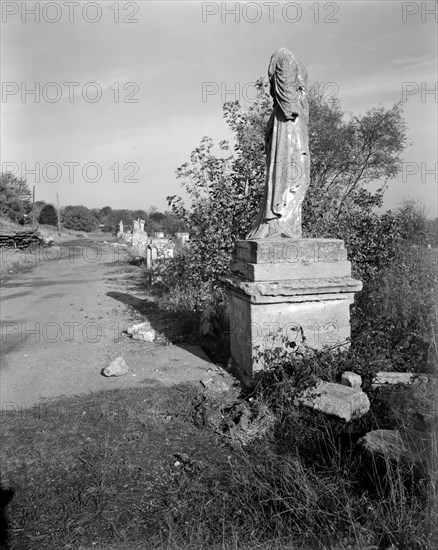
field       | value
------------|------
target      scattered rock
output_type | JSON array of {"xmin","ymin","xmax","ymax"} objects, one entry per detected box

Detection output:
[
  {"xmin": 297, "ymin": 381, "xmax": 370, "ymax": 422},
  {"xmin": 341, "ymin": 371, "xmax": 362, "ymax": 389},
  {"xmin": 102, "ymin": 357, "xmax": 129, "ymax": 377}
]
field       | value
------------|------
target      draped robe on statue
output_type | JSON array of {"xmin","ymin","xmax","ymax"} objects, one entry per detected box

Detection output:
[{"xmin": 247, "ymin": 48, "xmax": 310, "ymax": 239}]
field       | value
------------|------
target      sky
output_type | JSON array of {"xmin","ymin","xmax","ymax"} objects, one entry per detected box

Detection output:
[{"xmin": 1, "ymin": 0, "xmax": 437, "ymax": 217}]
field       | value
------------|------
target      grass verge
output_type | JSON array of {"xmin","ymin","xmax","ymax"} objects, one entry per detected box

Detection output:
[{"xmin": 1, "ymin": 372, "xmax": 437, "ymax": 550}]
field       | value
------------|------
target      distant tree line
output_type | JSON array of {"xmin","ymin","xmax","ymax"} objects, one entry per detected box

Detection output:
[{"xmin": 0, "ymin": 172, "xmax": 186, "ymax": 235}]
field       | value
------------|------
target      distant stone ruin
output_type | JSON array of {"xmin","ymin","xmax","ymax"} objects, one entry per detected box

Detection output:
[{"xmin": 117, "ymin": 218, "xmax": 189, "ymax": 269}]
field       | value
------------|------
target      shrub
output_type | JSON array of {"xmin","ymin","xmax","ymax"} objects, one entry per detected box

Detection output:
[
  {"xmin": 61, "ymin": 205, "xmax": 98, "ymax": 232},
  {"xmin": 0, "ymin": 172, "xmax": 31, "ymax": 223},
  {"xmin": 352, "ymin": 242, "xmax": 437, "ymax": 373}
]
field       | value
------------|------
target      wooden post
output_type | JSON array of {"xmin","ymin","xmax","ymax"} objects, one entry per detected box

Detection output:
[
  {"xmin": 32, "ymin": 186, "xmax": 35, "ymax": 227},
  {"xmin": 56, "ymin": 192, "xmax": 61, "ymax": 236}
]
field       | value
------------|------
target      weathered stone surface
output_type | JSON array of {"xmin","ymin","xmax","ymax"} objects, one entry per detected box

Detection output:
[
  {"xmin": 297, "ymin": 382, "xmax": 370, "ymax": 422},
  {"xmin": 103, "ymin": 357, "xmax": 129, "ymax": 377},
  {"xmin": 233, "ymin": 238, "xmax": 347, "ymax": 264},
  {"xmin": 223, "ymin": 274, "xmax": 362, "ymax": 302},
  {"xmin": 341, "ymin": 371, "xmax": 362, "ymax": 389},
  {"xmin": 230, "ymin": 258, "xmax": 352, "ymax": 281},
  {"xmin": 228, "ymin": 288, "xmax": 355, "ymax": 380}
]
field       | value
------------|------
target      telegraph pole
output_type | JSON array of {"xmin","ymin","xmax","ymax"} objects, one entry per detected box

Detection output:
[
  {"xmin": 56, "ymin": 192, "xmax": 61, "ymax": 236},
  {"xmin": 32, "ymin": 186, "xmax": 35, "ymax": 227}
]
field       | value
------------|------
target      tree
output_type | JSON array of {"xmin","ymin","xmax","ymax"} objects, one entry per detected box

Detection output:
[
  {"xmin": 38, "ymin": 204, "xmax": 58, "ymax": 226},
  {"xmin": 304, "ymin": 94, "xmax": 408, "ymax": 237},
  {"xmin": 394, "ymin": 198, "xmax": 429, "ymax": 246},
  {"xmin": 100, "ymin": 206, "xmax": 113, "ymax": 217},
  {"xmin": 132, "ymin": 209, "xmax": 148, "ymax": 221},
  {"xmin": 112, "ymin": 209, "xmax": 134, "ymax": 232},
  {"xmin": 34, "ymin": 200, "xmax": 47, "ymax": 223},
  {"xmin": 168, "ymin": 80, "xmax": 409, "ymax": 287},
  {"xmin": 62, "ymin": 205, "xmax": 98, "ymax": 232},
  {"xmin": 0, "ymin": 172, "xmax": 32, "ymax": 223}
]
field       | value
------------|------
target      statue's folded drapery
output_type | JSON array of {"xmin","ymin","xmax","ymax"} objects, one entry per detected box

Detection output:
[{"xmin": 247, "ymin": 47, "xmax": 310, "ymax": 239}]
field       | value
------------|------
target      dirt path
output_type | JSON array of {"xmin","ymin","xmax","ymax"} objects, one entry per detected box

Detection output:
[{"xmin": 0, "ymin": 236, "xmax": 214, "ymax": 410}]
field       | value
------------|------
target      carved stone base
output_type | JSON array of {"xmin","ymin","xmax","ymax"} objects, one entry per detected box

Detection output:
[{"xmin": 223, "ymin": 239, "xmax": 362, "ymax": 382}]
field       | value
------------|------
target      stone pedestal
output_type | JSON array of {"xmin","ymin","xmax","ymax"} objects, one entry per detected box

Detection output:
[{"xmin": 223, "ymin": 239, "xmax": 362, "ymax": 382}]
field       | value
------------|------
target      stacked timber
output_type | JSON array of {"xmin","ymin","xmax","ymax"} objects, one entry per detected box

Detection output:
[{"xmin": 0, "ymin": 230, "xmax": 43, "ymax": 249}]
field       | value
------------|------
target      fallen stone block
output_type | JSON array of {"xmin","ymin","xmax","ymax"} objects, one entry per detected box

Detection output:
[
  {"xmin": 297, "ymin": 381, "xmax": 370, "ymax": 422},
  {"xmin": 341, "ymin": 371, "xmax": 362, "ymax": 389},
  {"xmin": 132, "ymin": 328, "xmax": 155, "ymax": 342},
  {"xmin": 372, "ymin": 372, "xmax": 429, "ymax": 387},
  {"xmin": 103, "ymin": 357, "xmax": 129, "ymax": 377}
]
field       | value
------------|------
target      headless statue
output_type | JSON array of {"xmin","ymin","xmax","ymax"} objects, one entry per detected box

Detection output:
[{"xmin": 247, "ymin": 47, "xmax": 310, "ymax": 239}]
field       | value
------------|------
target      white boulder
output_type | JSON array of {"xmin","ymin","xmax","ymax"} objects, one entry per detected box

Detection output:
[{"xmin": 103, "ymin": 357, "xmax": 129, "ymax": 377}]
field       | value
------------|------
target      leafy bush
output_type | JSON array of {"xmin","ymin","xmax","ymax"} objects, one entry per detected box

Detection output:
[
  {"xmin": 61, "ymin": 205, "xmax": 99, "ymax": 232},
  {"xmin": 352, "ymin": 231, "xmax": 437, "ymax": 373}
]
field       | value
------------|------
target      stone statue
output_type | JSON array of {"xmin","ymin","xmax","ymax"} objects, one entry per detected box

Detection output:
[
  {"xmin": 119, "ymin": 220, "xmax": 124, "ymax": 233},
  {"xmin": 247, "ymin": 47, "xmax": 310, "ymax": 239},
  {"xmin": 140, "ymin": 219, "xmax": 145, "ymax": 232}
]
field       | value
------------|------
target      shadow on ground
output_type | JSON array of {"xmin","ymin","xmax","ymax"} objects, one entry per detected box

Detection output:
[
  {"xmin": 106, "ymin": 291, "xmax": 199, "ymax": 345},
  {"xmin": 0, "ymin": 480, "xmax": 14, "ymax": 550}
]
